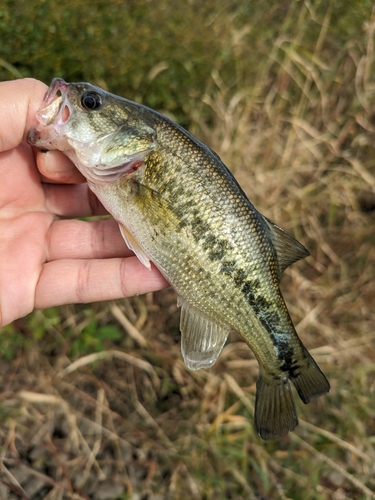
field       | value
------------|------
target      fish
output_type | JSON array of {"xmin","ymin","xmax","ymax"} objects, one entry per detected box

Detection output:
[{"xmin": 28, "ymin": 78, "xmax": 330, "ymax": 440}]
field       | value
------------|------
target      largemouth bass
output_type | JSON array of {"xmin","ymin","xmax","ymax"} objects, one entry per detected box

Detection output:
[{"xmin": 28, "ymin": 78, "xmax": 329, "ymax": 440}]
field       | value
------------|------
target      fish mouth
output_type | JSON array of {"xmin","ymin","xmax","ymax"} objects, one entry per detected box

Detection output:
[
  {"xmin": 36, "ymin": 78, "xmax": 72, "ymax": 127},
  {"xmin": 28, "ymin": 78, "xmax": 73, "ymax": 148}
]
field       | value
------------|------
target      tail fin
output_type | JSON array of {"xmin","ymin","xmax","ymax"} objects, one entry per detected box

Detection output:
[
  {"xmin": 291, "ymin": 348, "xmax": 330, "ymax": 404},
  {"xmin": 254, "ymin": 374, "xmax": 298, "ymax": 440},
  {"xmin": 254, "ymin": 351, "xmax": 329, "ymax": 440}
]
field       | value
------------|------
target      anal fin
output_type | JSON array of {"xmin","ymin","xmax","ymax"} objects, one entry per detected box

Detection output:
[
  {"xmin": 255, "ymin": 373, "xmax": 298, "ymax": 440},
  {"xmin": 179, "ymin": 299, "xmax": 230, "ymax": 371},
  {"xmin": 291, "ymin": 348, "xmax": 330, "ymax": 404},
  {"xmin": 119, "ymin": 223, "xmax": 151, "ymax": 270}
]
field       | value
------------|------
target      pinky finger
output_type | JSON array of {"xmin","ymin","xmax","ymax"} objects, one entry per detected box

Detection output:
[{"xmin": 34, "ymin": 256, "xmax": 169, "ymax": 310}]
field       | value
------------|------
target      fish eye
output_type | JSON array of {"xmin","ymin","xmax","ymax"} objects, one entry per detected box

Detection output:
[{"xmin": 81, "ymin": 91, "xmax": 103, "ymax": 110}]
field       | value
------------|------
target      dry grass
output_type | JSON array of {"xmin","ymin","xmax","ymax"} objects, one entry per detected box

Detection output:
[{"xmin": 1, "ymin": 1, "xmax": 375, "ymax": 499}]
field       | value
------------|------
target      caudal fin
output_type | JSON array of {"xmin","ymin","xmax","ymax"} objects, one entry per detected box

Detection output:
[
  {"xmin": 254, "ymin": 351, "xmax": 329, "ymax": 440},
  {"xmin": 291, "ymin": 348, "xmax": 330, "ymax": 404},
  {"xmin": 254, "ymin": 374, "xmax": 298, "ymax": 440}
]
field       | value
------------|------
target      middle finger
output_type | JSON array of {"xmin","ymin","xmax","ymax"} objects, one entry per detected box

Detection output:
[
  {"xmin": 47, "ymin": 219, "xmax": 132, "ymax": 261},
  {"xmin": 44, "ymin": 182, "xmax": 108, "ymax": 217}
]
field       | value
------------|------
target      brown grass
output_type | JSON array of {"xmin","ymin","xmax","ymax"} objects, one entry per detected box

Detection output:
[{"xmin": 1, "ymin": 1, "xmax": 375, "ymax": 499}]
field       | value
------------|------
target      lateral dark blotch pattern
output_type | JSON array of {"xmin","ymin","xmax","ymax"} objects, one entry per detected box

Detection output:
[
  {"xmin": 258, "ymin": 312, "xmax": 299, "ymax": 377},
  {"xmin": 220, "ymin": 259, "xmax": 237, "ymax": 276},
  {"xmin": 234, "ymin": 269, "xmax": 247, "ymax": 287},
  {"xmin": 202, "ymin": 234, "xmax": 232, "ymax": 262},
  {"xmin": 277, "ymin": 340, "xmax": 299, "ymax": 377}
]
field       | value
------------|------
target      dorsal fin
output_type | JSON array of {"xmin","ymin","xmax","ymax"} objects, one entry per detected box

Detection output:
[
  {"xmin": 178, "ymin": 298, "xmax": 230, "ymax": 370},
  {"xmin": 262, "ymin": 216, "xmax": 310, "ymax": 275}
]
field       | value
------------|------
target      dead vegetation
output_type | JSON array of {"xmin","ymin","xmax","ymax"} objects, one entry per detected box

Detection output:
[{"xmin": 1, "ymin": 1, "xmax": 375, "ymax": 499}]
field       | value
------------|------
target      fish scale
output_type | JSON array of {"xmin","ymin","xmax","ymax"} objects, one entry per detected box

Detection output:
[{"xmin": 28, "ymin": 78, "xmax": 330, "ymax": 440}]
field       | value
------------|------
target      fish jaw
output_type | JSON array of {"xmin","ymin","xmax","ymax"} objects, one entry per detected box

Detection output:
[
  {"xmin": 28, "ymin": 78, "xmax": 73, "ymax": 151},
  {"xmin": 37, "ymin": 78, "xmax": 70, "ymax": 126}
]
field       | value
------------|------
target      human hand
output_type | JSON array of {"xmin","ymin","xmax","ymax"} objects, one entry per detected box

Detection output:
[{"xmin": 0, "ymin": 78, "xmax": 168, "ymax": 328}]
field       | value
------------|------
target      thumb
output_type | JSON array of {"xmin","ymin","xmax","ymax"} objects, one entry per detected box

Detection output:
[{"xmin": 0, "ymin": 78, "xmax": 47, "ymax": 152}]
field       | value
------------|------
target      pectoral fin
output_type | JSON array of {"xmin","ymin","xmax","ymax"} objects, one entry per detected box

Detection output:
[
  {"xmin": 178, "ymin": 298, "xmax": 230, "ymax": 370},
  {"xmin": 119, "ymin": 223, "xmax": 151, "ymax": 270},
  {"xmin": 101, "ymin": 122, "xmax": 157, "ymax": 167},
  {"xmin": 262, "ymin": 216, "xmax": 310, "ymax": 275}
]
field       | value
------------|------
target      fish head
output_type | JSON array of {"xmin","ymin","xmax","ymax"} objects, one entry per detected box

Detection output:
[{"xmin": 28, "ymin": 78, "xmax": 157, "ymax": 184}]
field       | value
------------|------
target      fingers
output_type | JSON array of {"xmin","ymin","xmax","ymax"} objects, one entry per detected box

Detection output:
[
  {"xmin": 0, "ymin": 79, "xmax": 47, "ymax": 152},
  {"xmin": 0, "ymin": 212, "xmax": 53, "ymax": 328},
  {"xmin": 44, "ymin": 183, "xmax": 108, "ymax": 217},
  {"xmin": 0, "ymin": 79, "xmax": 86, "ymax": 185},
  {"xmin": 36, "ymin": 143, "xmax": 108, "ymax": 217},
  {"xmin": 47, "ymin": 219, "xmax": 131, "ymax": 260},
  {"xmin": 35, "ymin": 256, "xmax": 169, "ymax": 310},
  {"xmin": 37, "ymin": 149, "xmax": 86, "ymax": 184},
  {"xmin": 0, "ymin": 79, "xmax": 85, "ymax": 185}
]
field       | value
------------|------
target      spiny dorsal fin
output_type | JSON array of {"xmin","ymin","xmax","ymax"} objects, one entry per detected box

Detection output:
[
  {"xmin": 262, "ymin": 216, "xmax": 310, "ymax": 275},
  {"xmin": 178, "ymin": 298, "xmax": 230, "ymax": 370}
]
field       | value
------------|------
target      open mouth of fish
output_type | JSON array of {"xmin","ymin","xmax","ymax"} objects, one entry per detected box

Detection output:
[
  {"xmin": 27, "ymin": 78, "xmax": 76, "ymax": 151},
  {"xmin": 36, "ymin": 78, "xmax": 73, "ymax": 128}
]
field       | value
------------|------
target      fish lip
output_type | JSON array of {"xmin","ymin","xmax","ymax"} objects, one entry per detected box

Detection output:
[
  {"xmin": 28, "ymin": 78, "xmax": 73, "ymax": 148},
  {"xmin": 36, "ymin": 78, "xmax": 72, "ymax": 127},
  {"xmin": 43, "ymin": 78, "xmax": 69, "ymax": 108}
]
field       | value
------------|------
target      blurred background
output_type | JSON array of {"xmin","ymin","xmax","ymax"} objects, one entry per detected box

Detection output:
[{"xmin": 1, "ymin": 0, "xmax": 375, "ymax": 498}]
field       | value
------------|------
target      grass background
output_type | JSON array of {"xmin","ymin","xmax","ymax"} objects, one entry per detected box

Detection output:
[{"xmin": 1, "ymin": 0, "xmax": 375, "ymax": 498}]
